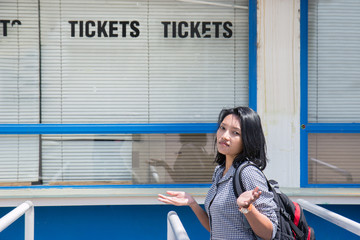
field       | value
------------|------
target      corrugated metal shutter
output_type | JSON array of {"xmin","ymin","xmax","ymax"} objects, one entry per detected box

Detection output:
[
  {"xmin": 308, "ymin": 0, "xmax": 360, "ymax": 123},
  {"xmin": 0, "ymin": 1, "xmax": 40, "ymax": 183},
  {"xmin": 40, "ymin": 0, "xmax": 249, "ymax": 124}
]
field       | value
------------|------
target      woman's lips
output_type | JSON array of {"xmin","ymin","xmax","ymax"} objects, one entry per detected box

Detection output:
[{"xmin": 218, "ymin": 141, "xmax": 229, "ymax": 147}]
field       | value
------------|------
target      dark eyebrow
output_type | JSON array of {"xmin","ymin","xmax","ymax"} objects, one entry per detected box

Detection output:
[{"xmin": 221, "ymin": 122, "xmax": 241, "ymax": 131}]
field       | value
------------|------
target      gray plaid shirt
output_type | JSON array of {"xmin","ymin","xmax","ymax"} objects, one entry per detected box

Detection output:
[{"xmin": 204, "ymin": 163, "xmax": 278, "ymax": 240}]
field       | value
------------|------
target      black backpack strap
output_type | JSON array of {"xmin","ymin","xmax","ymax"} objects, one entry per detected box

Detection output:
[
  {"xmin": 279, "ymin": 208, "xmax": 304, "ymax": 238},
  {"xmin": 234, "ymin": 163, "xmax": 310, "ymax": 240},
  {"xmin": 233, "ymin": 161, "xmax": 258, "ymax": 198}
]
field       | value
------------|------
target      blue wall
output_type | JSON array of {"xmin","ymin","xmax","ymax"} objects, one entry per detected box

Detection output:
[
  {"xmin": 0, "ymin": 205, "xmax": 209, "ymax": 240},
  {"xmin": 0, "ymin": 204, "xmax": 359, "ymax": 239},
  {"xmin": 304, "ymin": 204, "xmax": 360, "ymax": 240}
]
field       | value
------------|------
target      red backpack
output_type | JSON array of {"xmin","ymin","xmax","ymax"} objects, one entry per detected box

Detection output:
[{"xmin": 233, "ymin": 162, "xmax": 315, "ymax": 240}]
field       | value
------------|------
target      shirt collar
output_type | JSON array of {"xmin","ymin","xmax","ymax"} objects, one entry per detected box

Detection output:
[{"xmin": 217, "ymin": 165, "xmax": 236, "ymax": 184}]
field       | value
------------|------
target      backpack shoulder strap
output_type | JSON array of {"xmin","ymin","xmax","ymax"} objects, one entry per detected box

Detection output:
[
  {"xmin": 233, "ymin": 161, "xmax": 273, "ymax": 198},
  {"xmin": 233, "ymin": 161, "xmax": 256, "ymax": 198}
]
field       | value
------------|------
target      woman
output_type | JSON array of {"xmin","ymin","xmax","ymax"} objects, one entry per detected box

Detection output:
[{"xmin": 158, "ymin": 107, "xmax": 278, "ymax": 240}]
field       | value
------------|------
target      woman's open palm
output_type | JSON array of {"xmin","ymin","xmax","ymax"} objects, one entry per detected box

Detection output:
[
  {"xmin": 237, "ymin": 186, "xmax": 261, "ymax": 208},
  {"xmin": 158, "ymin": 191, "xmax": 195, "ymax": 206}
]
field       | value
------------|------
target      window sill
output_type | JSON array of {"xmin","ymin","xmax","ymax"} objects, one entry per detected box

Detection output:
[{"xmin": 0, "ymin": 187, "xmax": 359, "ymax": 207}]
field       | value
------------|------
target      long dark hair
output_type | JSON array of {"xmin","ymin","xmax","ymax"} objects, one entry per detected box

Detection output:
[{"xmin": 214, "ymin": 106, "xmax": 268, "ymax": 170}]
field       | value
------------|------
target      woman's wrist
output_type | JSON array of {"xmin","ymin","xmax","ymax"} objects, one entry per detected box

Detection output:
[
  {"xmin": 188, "ymin": 199, "xmax": 197, "ymax": 207},
  {"xmin": 239, "ymin": 203, "xmax": 253, "ymax": 214},
  {"xmin": 187, "ymin": 195, "xmax": 199, "ymax": 208}
]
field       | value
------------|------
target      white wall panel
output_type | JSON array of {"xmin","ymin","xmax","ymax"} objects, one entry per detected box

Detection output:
[{"xmin": 257, "ymin": 0, "xmax": 301, "ymax": 188}]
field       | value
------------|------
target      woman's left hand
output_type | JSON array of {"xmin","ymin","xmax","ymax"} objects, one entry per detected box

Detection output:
[
  {"xmin": 158, "ymin": 191, "xmax": 195, "ymax": 206},
  {"xmin": 236, "ymin": 186, "xmax": 261, "ymax": 208}
]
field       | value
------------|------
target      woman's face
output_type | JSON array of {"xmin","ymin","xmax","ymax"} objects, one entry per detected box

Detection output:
[{"xmin": 216, "ymin": 114, "xmax": 243, "ymax": 160}]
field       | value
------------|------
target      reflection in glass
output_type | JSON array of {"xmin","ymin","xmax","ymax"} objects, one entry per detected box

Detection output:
[
  {"xmin": 0, "ymin": 133, "xmax": 216, "ymax": 186},
  {"xmin": 37, "ymin": 133, "xmax": 216, "ymax": 186},
  {"xmin": 42, "ymin": 135, "xmax": 133, "ymax": 185},
  {"xmin": 147, "ymin": 134, "xmax": 215, "ymax": 183},
  {"xmin": 308, "ymin": 133, "xmax": 360, "ymax": 184}
]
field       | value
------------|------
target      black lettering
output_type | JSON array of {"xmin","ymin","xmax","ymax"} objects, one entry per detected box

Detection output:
[
  {"xmin": 190, "ymin": 22, "xmax": 200, "ymax": 38},
  {"xmin": 109, "ymin": 21, "xmax": 118, "ymax": 37},
  {"xmin": 223, "ymin": 21, "xmax": 232, "ymax": 38},
  {"xmin": 119, "ymin": 21, "xmax": 129, "ymax": 37},
  {"xmin": 97, "ymin": 21, "xmax": 108, "ymax": 37},
  {"xmin": 172, "ymin": 21, "xmax": 176, "ymax": 38},
  {"xmin": 68, "ymin": 21, "xmax": 78, "ymax": 37},
  {"xmin": 1, "ymin": 20, "xmax": 10, "ymax": 36},
  {"xmin": 85, "ymin": 21, "xmax": 96, "ymax": 37},
  {"xmin": 79, "ymin": 21, "xmax": 84, "ymax": 37},
  {"xmin": 202, "ymin": 22, "xmax": 211, "ymax": 38},
  {"xmin": 11, "ymin": 20, "xmax": 21, "ymax": 26},
  {"xmin": 162, "ymin": 21, "xmax": 171, "ymax": 38},
  {"xmin": 178, "ymin": 21, "xmax": 188, "ymax": 38},
  {"xmin": 130, "ymin": 21, "xmax": 140, "ymax": 37},
  {"xmin": 212, "ymin": 22, "xmax": 222, "ymax": 38}
]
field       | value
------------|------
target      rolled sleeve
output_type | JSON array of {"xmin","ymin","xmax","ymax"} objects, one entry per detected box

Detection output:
[{"xmin": 241, "ymin": 165, "xmax": 278, "ymax": 239}]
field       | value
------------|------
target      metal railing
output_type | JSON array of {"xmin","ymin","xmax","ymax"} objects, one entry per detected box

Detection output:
[
  {"xmin": 165, "ymin": 200, "xmax": 360, "ymax": 239},
  {"xmin": 167, "ymin": 211, "xmax": 190, "ymax": 240},
  {"xmin": 297, "ymin": 199, "xmax": 360, "ymax": 236},
  {"xmin": 0, "ymin": 201, "xmax": 34, "ymax": 240}
]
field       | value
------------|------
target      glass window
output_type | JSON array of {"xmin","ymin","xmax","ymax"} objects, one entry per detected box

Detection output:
[
  {"xmin": 0, "ymin": 135, "xmax": 39, "ymax": 184},
  {"xmin": 41, "ymin": 135, "xmax": 133, "ymax": 184},
  {"xmin": 308, "ymin": 133, "xmax": 360, "ymax": 184},
  {"xmin": 304, "ymin": 0, "xmax": 360, "ymax": 186},
  {"xmin": 0, "ymin": 0, "xmax": 251, "ymax": 186},
  {"xmin": 0, "ymin": 1, "xmax": 40, "ymax": 186},
  {"xmin": 0, "ymin": 0, "xmax": 39, "ymax": 124},
  {"xmin": 40, "ymin": 0, "xmax": 249, "ymax": 124},
  {"xmin": 41, "ymin": 133, "xmax": 215, "ymax": 185},
  {"xmin": 308, "ymin": 0, "xmax": 360, "ymax": 123}
]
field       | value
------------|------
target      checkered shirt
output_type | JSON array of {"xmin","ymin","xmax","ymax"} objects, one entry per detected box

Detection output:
[{"xmin": 204, "ymin": 163, "xmax": 278, "ymax": 240}]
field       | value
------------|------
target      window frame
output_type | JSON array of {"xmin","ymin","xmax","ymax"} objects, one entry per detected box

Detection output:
[
  {"xmin": 300, "ymin": 0, "xmax": 360, "ymax": 188},
  {"xmin": 0, "ymin": 0, "xmax": 257, "ymax": 189}
]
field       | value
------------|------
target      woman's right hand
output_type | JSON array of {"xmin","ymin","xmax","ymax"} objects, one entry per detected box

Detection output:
[
  {"xmin": 236, "ymin": 186, "xmax": 261, "ymax": 208},
  {"xmin": 158, "ymin": 191, "xmax": 195, "ymax": 206}
]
